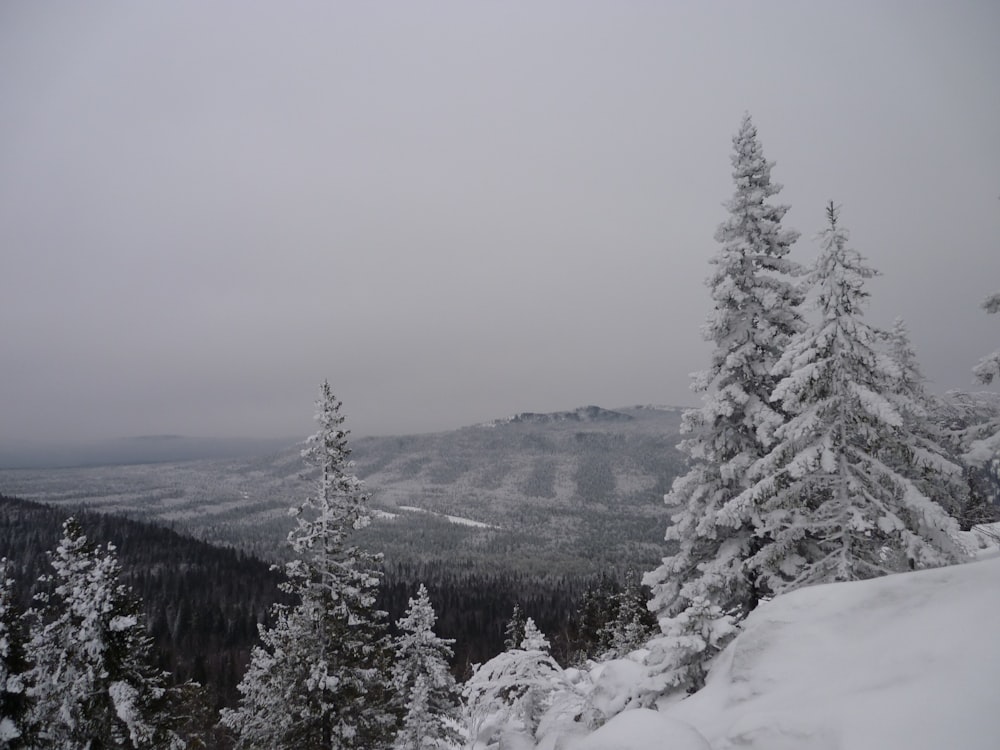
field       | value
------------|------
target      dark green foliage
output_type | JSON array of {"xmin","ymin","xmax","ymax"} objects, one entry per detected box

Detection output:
[
  {"xmin": 0, "ymin": 493, "xmax": 601, "ymax": 708},
  {"xmin": 0, "ymin": 560, "xmax": 33, "ymax": 748},
  {"xmin": 520, "ymin": 458, "xmax": 557, "ymax": 499},
  {"xmin": 0, "ymin": 493, "xmax": 288, "ymax": 718},
  {"xmin": 571, "ymin": 574, "xmax": 620, "ymax": 660},
  {"xmin": 379, "ymin": 562, "xmax": 591, "ymax": 675},
  {"xmin": 567, "ymin": 569, "xmax": 657, "ymax": 662},
  {"xmin": 503, "ymin": 604, "xmax": 527, "ymax": 650}
]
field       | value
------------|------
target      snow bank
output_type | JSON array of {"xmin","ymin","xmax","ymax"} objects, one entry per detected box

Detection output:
[
  {"xmin": 566, "ymin": 709, "xmax": 710, "ymax": 750},
  {"xmin": 666, "ymin": 557, "xmax": 1000, "ymax": 750},
  {"xmin": 957, "ymin": 521, "xmax": 1000, "ymax": 559}
]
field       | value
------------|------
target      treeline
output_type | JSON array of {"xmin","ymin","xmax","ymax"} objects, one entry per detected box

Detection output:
[
  {"xmin": 0, "ymin": 493, "xmax": 288, "ymax": 712},
  {"xmin": 381, "ymin": 560, "xmax": 619, "ymax": 676},
  {"xmin": 0, "ymin": 493, "xmax": 631, "ymax": 709}
]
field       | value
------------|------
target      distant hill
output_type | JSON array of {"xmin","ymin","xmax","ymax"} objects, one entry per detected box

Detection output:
[{"xmin": 0, "ymin": 405, "xmax": 687, "ymax": 574}]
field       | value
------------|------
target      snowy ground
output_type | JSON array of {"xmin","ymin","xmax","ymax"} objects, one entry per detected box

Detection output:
[
  {"xmin": 396, "ymin": 505, "xmax": 496, "ymax": 528},
  {"xmin": 660, "ymin": 554, "xmax": 1000, "ymax": 750},
  {"xmin": 515, "ymin": 539, "xmax": 1000, "ymax": 750}
]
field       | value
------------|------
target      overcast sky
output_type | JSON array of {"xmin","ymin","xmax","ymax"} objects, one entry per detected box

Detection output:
[{"xmin": 1, "ymin": 1, "xmax": 998, "ymax": 442}]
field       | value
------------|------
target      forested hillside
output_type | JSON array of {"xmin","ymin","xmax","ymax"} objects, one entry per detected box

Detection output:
[
  {"xmin": 0, "ymin": 493, "xmax": 618, "ymax": 713},
  {"xmin": 0, "ymin": 405, "xmax": 685, "ymax": 575},
  {"xmin": 0, "ymin": 493, "xmax": 285, "ymax": 713}
]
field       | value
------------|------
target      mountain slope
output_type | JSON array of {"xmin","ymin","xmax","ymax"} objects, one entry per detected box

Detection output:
[{"xmin": 0, "ymin": 406, "xmax": 686, "ymax": 573}]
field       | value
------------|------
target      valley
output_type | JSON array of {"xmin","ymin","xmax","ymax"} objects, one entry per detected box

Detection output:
[{"xmin": 0, "ymin": 405, "xmax": 687, "ymax": 575}]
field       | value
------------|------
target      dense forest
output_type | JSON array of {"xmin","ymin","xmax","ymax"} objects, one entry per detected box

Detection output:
[{"xmin": 0, "ymin": 493, "xmax": 632, "ymax": 712}]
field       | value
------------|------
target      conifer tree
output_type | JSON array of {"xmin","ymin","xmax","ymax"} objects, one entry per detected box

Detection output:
[
  {"xmin": 220, "ymin": 382, "xmax": 395, "ymax": 750},
  {"xmin": 599, "ymin": 569, "xmax": 656, "ymax": 659},
  {"xmin": 644, "ymin": 113, "xmax": 803, "ymax": 692},
  {"xmin": 883, "ymin": 318, "xmax": 972, "ymax": 524},
  {"xmin": 968, "ymin": 291, "xmax": 1000, "ymax": 467},
  {"xmin": 502, "ymin": 604, "xmax": 527, "ymax": 651},
  {"xmin": 390, "ymin": 585, "xmax": 460, "ymax": 750},
  {"xmin": 942, "ymin": 389, "xmax": 1000, "ymax": 520},
  {"xmin": 519, "ymin": 619, "xmax": 549, "ymax": 653},
  {"xmin": 463, "ymin": 618, "xmax": 567, "ymax": 746},
  {"xmin": 732, "ymin": 204, "xmax": 964, "ymax": 590},
  {"xmin": 0, "ymin": 561, "xmax": 31, "ymax": 749},
  {"xmin": 27, "ymin": 519, "xmax": 197, "ymax": 749},
  {"xmin": 572, "ymin": 575, "xmax": 619, "ymax": 661}
]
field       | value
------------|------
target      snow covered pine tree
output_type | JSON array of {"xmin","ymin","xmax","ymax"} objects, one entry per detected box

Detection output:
[
  {"xmin": 644, "ymin": 113, "xmax": 804, "ymax": 694},
  {"xmin": 883, "ymin": 318, "xmax": 972, "ymax": 525},
  {"xmin": 730, "ymin": 203, "xmax": 964, "ymax": 590},
  {"xmin": 220, "ymin": 382, "xmax": 395, "ymax": 750},
  {"xmin": 503, "ymin": 604, "xmax": 527, "ymax": 652},
  {"xmin": 598, "ymin": 569, "xmax": 656, "ymax": 660},
  {"xmin": 968, "ymin": 291, "xmax": 1000, "ymax": 466},
  {"xmin": 390, "ymin": 584, "xmax": 461, "ymax": 750},
  {"xmin": 463, "ymin": 618, "xmax": 569, "ymax": 748},
  {"xmin": 27, "ymin": 519, "xmax": 197, "ymax": 749}
]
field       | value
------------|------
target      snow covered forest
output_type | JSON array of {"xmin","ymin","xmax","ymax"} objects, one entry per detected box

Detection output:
[{"xmin": 1, "ymin": 115, "xmax": 999, "ymax": 749}]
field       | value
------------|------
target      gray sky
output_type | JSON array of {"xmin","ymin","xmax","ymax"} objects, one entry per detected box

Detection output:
[{"xmin": 1, "ymin": 1, "xmax": 998, "ymax": 442}]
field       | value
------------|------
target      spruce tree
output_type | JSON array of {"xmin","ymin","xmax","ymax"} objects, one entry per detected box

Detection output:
[
  {"xmin": 942, "ymin": 389, "xmax": 1000, "ymax": 520},
  {"xmin": 968, "ymin": 291, "xmax": 1000, "ymax": 466},
  {"xmin": 391, "ymin": 585, "xmax": 460, "ymax": 750},
  {"xmin": 220, "ymin": 382, "xmax": 395, "ymax": 750},
  {"xmin": 463, "ymin": 618, "xmax": 566, "ymax": 746},
  {"xmin": 27, "ymin": 519, "xmax": 197, "ymax": 749},
  {"xmin": 644, "ymin": 113, "xmax": 803, "ymax": 692},
  {"xmin": 598, "ymin": 569, "xmax": 656, "ymax": 659},
  {"xmin": 502, "ymin": 604, "xmax": 527, "ymax": 652},
  {"xmin": 733, "ymin": 204, "xmax": 963, "ymax": 590},
  {"xmin": 883, "ymin": 318, "xmax": 972, "ymax": 525},
  {"xmin": 572, "ymin": 575, "xmax": 619, "ymax": 661}
]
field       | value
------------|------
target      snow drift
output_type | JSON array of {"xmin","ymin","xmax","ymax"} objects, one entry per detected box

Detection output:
[
  {"xmin": 663, "ymin": 555, "xmax": 1000, "ymax": 750},
  {"xmin": 474, "ymin": 551, "xmax": 999, "ymax": 749}
]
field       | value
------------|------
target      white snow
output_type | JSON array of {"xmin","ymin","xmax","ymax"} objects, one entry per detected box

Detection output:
[
  {"xmin": 566, "ymin": 708, "xmax": 710, "ymax": 750},
  {"xmin": 397, "ymin": 505, "xmax": 495, "ymax": 528},
  {"xmin": 957, "ymin": 521, "xmax": 1000, "ymax": 559},
  {"xmin": 506, "ymin": 556, "xmax": 1000, "ymax": 750},
  {"xmin": 661, "ymin": 557, "xmax": 1000, "ymax": 750},
  {"xmin": 109, "ymin": 614, "xmax": 137, "ymax": 632}
]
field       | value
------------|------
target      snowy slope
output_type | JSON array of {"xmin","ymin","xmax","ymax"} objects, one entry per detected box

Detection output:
[
  {"xmin": 662, "ymin": 556, "xmax": 1000, "ymax": 750},
  {"xmin": 0, "ymin": 405, "xmax": 684, "ymax": 570}
]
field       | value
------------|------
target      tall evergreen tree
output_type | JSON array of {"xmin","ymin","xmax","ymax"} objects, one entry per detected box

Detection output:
[
  {"xmin": 942, "ymin": 389, "xmax": 1000, "ymax": 518},
  {"xmin": 732, "ymin": 204, "xmax": 963, "ymax": 591},
  {"xmin": 968, "ymin": 291, "xmax": 1000, "ymax": 466},
  {"xmin": 598, "ymin": 569, "xmax": 656, "ymax": 659},
  {"xmin": 27, "ymin": 519, "xmax": 197, "ymax": 749},
  {"xmin": 502, "ymin": 604, "xmax": 527, "ymax": 652},
  {"xmin": 644, "ymin": 113, "xmax": 803, "ymax": 692},
  {"xmin": 572, "ymin": 575, "xmax": 619, "ymax": 662},
  {"xmin": 220, "ymin": 382, "xmax": 395, "ymax": 750},
  {"xmin": 390, "ymin": 585, "xmax": 460, "ymax": 750},
  {"xmin": 882, "ymin": 318, "xmax": 971, "ymax": 523}
]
